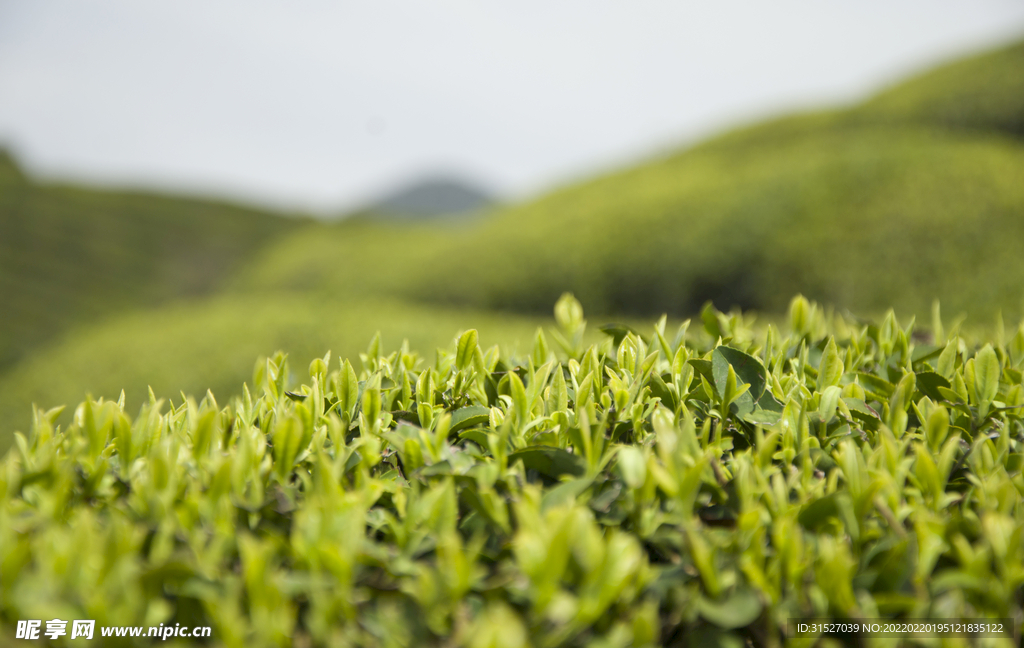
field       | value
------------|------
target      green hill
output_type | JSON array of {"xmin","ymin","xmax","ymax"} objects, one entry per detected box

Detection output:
[
  {"xmin": 233, "ymin": 37, "xmax": 1024, "ymax": 321},
  {"xmin": 2, "ymin": 37, "xmax": 1023, "ymax": 451},
  {"xmin": 859, "ymin": 38, "xmax": 1024, "ymax": 137},
  {"xmin": 0, "ymin": 151, "xmax": 299, "ymax": 367}
]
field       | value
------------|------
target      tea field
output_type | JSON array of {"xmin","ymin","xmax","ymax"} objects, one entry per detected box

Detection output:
[
  {"xmin": 1, "ymin": 295, "xmax": 1021, "ymax": 646},
  {"xmin": 2, "ymin": 39, "xmax": 1023, "ymax": 452},
  {"xmin": 2, "ymin": 36, "xmax": 1024, "ymax": 646},
  {"xmin": 233, "ymin": 39, "xmax": 1024, "ymax": 318}
]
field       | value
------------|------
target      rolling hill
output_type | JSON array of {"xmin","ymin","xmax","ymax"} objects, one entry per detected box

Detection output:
[
  {"xmin": 859, "ymin": 37, "xmax": 1024, "ymax": 136},
  {"xmin": 0, "ymin": 151, "xmax": 300, "ymax": 367},
  {"xmin": 2, "ymin": 37, "xmax": 1023, "ymax": 451},
  {"xmin": 233, "ymin": 38, "xmax": 1024, "ymax": 321}
]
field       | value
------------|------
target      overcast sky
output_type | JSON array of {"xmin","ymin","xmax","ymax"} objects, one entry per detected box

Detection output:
[{"xmin": 1, "ymin": 1, "xmax": 1023, "ymax": 214}]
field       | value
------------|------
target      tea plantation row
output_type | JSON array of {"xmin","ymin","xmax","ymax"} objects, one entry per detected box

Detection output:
[{"xmin": 1, "ymin": 296, "xmax": 1021, "ymax": 646}]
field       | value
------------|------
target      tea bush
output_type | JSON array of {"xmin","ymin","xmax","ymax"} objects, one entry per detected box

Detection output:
[{"xmin": 2, "ymin": 295, "xmax": 1022, "ymax": 647}]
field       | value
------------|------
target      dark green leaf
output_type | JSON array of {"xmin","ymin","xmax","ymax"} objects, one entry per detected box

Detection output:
[
  {"xmin": 916, "ymin": 371, "xmax": 952, "ymax": 401},
  {"xmin": 712, "ymin": 346, "xmax": 767, "ymax": 401},
  {"xmin": 647, "ymin": 372, "xmax": 678, "ymax": 411},
  {"xmin": 509, "ymin": 446, "xmax": 586, "ymax": 479},
  {"xmin": 541, "ymin": 477, "xmax": 592, "ymax": 511},
  {"xmin": 853, "ymin": 372, "xmax": 895, "ymax": 401},
  {"xmin": 688, "ymin": 358, "xmax": 714, "ymax": 384},
  {"xmin": 598, "ymin": 323, "xmax": 645, "ymax": 347},
  {"xmin": 449, "ymin": 406, "xmax": 490, "ymax": 434}
]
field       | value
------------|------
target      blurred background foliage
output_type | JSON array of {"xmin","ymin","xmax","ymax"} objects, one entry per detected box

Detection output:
[{"xmin": 1, "ymin": 38, "xmax": 1023, "ymax": 451}]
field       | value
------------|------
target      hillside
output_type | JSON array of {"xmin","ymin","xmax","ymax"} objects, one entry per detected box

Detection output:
[
  {"xmin": 0, "ymin": 151, "xmax": 299, "ymax": 367},
  {"xmin": 859, "ymin": 38, "xmax": 1024, "ymax": 137},
  {"xmin": 2, "ymin": 37, "xmax": 1023, "ymax": 451},
  {"xmin": 233, "ymin": 37, "xmax": 1024, "ymax": 321}
]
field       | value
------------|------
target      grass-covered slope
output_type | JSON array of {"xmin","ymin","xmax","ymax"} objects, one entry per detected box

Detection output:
[
  {"xmin": 859, "ymin": 39, "xmax": 1024, "ymax": 137},
  {"xmin": 419, "ymin": 126, "xmax": 1024, "ymax": 318},
  {"xmin": 0, "ymin": 151, "xmax": 299, "ymax": 367},
  {"xmin": 2, "ymin": 296, "xmax": 1022, "ymax": 646},
  {"xmin": 234, "ymin": 37, "xmax": 1024, "ymax": 321}
]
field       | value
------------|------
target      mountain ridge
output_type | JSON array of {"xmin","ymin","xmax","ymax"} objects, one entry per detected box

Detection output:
[{"xmin": 358, "ymin": 175, "xmax": 495, "ymax": 218}]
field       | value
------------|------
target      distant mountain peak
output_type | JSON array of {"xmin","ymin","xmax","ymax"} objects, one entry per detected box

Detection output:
[{"xmin": 365, "ymin": 176, "xmax": 495, "ymax": 218}]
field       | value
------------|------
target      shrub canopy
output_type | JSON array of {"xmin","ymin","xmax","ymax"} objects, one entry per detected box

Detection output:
[{"xmin": 2, "ymin": 296, "xmax": 1023, "ymax": 646}]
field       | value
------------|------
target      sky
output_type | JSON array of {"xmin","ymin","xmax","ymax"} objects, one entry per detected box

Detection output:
[{"xmin": 1, "ymin": 1, "xmax": 1023, "ymax": 214}]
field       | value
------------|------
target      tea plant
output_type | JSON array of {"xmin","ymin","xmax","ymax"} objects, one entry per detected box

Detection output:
[{"xmin": 2, "ymin": 295, "xmax": 1022, "ymax": 647}]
